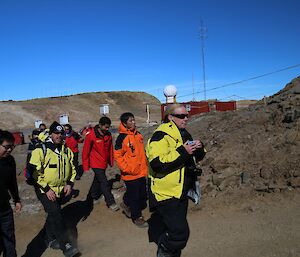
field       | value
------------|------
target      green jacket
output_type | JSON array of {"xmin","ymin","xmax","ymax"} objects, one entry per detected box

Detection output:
[
  {"xmin": 146, "ymin": 121, "xmax": 192, "ymax": 202},
  {"xmin": 29, "ymin": 141, "xmax": 76, "ymax": 197}
]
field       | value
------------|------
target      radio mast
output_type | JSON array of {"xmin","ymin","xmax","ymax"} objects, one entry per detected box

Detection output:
[{"xmin": 199, "ymin": 20, "xmax": 207, "ymax": 101}]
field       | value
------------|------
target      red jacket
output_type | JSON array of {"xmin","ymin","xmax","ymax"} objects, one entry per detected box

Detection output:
[
  {"xmin": 82, "ymin": 126, "xmax": 114, "ymax": 171},
  {"xmin": 65, "ymin": 131, "xmax": 82, "ymax": 153},
  {"xmin": 114, "ymin": 123, "xmax": 148, "ymax": 181}
]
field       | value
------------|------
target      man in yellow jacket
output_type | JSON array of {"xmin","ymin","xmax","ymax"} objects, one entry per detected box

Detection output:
[
  {"xmin": 29, "ymin": 121, "xmax": 78, "ymax": 257},
  {"xmin": 146, "ymin": 104, "xmax": 206, "ymax": 257}
]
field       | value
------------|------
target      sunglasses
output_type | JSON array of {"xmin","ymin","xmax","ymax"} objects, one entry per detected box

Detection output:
[
  {"xmin": 1, "ymin": 144, "xmax": 15, "ymax": 150},
  {"xmin": 171, "ymin": 113, "xmax": 189, "ymax": 119}
]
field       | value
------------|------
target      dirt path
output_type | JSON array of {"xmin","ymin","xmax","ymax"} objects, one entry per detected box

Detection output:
[{"xmin": 14, "ymin": 183, "xmax": 300, "ymax": 257}]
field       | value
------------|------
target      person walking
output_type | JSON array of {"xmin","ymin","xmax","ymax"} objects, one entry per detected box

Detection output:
[
  {"xmin": 82, "ymin": 117, "xmax": 119, "ymax": 211},
  {"xmin": 28, "ymin": 121, "xmax": 79, "ymax": 257},
  {"xmin": 0, "ymin": 130, "xmax": 22, "ymax": 257},
  {"xmin": 114, "ymin": 112, "xmax": 148, "ymax": 228},
  {"xmin": 64, "ymin": 124, "xmax": 83, "ymax": 180},
  {"xmin": 146, "ymin": 104, "xmax": 206, "ymax": 257}
]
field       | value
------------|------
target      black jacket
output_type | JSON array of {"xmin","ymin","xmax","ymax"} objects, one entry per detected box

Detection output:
[{"xmin": 0, "ymin": 155, "xmax": 20, "ymax": 211}]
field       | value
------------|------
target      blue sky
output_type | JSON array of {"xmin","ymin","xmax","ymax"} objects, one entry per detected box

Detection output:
[{"xmin": 0, "ymin": 0, "xmax": 299, "ymax": 102}]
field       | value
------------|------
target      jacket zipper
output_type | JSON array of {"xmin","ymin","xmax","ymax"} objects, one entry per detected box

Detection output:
[
  {"xmin": 58, "ymin": 154, "xmax": 61, "ymax": 180},
  {"xmin": 63, "ymin": 154, "xmax": 66, "ymax": 180}
]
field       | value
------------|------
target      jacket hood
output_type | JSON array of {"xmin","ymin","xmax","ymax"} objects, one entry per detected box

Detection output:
[
  {"xmin": 118, "ymin": 122, "xmax": 136, "ymax": 135},
  {"xmin": 155, "ymin": 121, "xmax": 183, "ymax": 144}
]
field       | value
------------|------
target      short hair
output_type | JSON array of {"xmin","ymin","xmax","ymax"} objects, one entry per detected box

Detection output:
[
  {"xmin": 0, "ymin": 130, "xmax": 15, "ymax": 145},
  {"xmin": 163, "ymin": 103, "xmax": 185, "ymax": 123},
  {"xmin": 64, "ymin": 124, "xmax": 72, "ymax": 130},
  {"xmin": 99, "ymin": 116, "xmax": 111, "ymax": 126},
  {"xmin": 120, "ymin": 112, "xmax": 134, "ymax": 124},
  {"xmin": 39, "ymin": 123, "xmax": 46, "ymax": 129}
]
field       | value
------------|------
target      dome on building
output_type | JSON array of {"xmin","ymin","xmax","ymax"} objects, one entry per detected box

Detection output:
[{"xmin": 163, "ymin": 85, "xmax": 177, "ymax": 97}]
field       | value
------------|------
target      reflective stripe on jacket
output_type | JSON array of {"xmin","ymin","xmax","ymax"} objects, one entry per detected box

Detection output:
[
  {"xmin": 146, "ymin": 121, "xmax": 191, "ymax": 202},
  {"xmin": 30, "ymin": 142, "xmax": 76, "ymax": 197},
  {"xmin": 114, "ymin": 123, "xmax": 148, "ymax": 181}
]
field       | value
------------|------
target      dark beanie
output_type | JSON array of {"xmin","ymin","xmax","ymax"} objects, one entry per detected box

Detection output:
[{"xmin": 49, "ymin": 121, "xmax": 64, "ymax": 134}]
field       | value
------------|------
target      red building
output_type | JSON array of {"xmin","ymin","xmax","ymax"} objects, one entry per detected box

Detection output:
[{"xmin": 161, "ymin": 101, "xmax": 236, "ymax": 121}]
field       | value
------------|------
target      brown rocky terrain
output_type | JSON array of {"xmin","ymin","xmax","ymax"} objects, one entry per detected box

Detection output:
[{"xmin": 3, "ymin": 77, "xmax": 300, "ymax": 256}]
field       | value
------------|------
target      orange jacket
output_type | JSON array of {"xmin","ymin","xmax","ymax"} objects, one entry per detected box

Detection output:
[{"xmin": 114, "ymin": 123, "xmax": 148, "ymax": 181}]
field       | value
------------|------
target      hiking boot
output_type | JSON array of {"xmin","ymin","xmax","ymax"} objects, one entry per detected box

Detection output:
[
  {"xmin": 133, "ymin": 217, "xmax": 148, "ymax": 228},
  {"xmin": 120, "ymin": 202, "xmax": 131, "ymax": 218},
  {"xmin": 48, "ymin": 239, "xmax": 60, "ymax": 250},
  {"xmin": 93, "ymin": 195, "xmax": 104, "ymax": 205},
  {"xmin": 63, "ymin": 243, "xmax": 79, "ymax": 257},
  {"xmin": 157, "ymin": 244, "xmax": 181, "ymax": 257},
  {"xmin": 109, "ymin": 203, "xmax": 119, "ymax": 212}
]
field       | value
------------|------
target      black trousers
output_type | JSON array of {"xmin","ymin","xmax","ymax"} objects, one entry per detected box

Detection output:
[
  {"xmin": 89, "ymin": 168, "xmax": 115, "ymax": 206},
  {"xmin": 73, "ymin": 152, "xmax": 79, "ymax": 176},
  {"xmin": 35, "ymin": 189, "xmax": 70, "ymax": 251},
  {"xmin": 123, "ymin": 177, "xmax": 147, "ymax": 220},
  {"xmin": 0, "ymin": 208, "xmax": 16, "ymax": 257},
  {"xmin": 148, "ymin": 198, "xmax": 189, "ymax": 255}
]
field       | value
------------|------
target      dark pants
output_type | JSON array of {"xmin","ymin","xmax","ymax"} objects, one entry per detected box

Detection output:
[
  {"xmin": 73, "ymin": 152, "xmax": 79, "ymax": 176},
  {"xmin": 124, "ymin": 177, "xmax": 147, "ymax": 220},
  {"xmin": 35, "ymin": 189, "xmax": 70, "ymax": 251},
  {"xmin": 148, "ymin": 198, "xmax": 189, "ymax": 256},
  {"xmin": 89, "ymin": 168, "xmax": 115, "ymax": 206},
  {"xmin": 0, "ymin": 208, "xmax": 17, "ymax": 257}
]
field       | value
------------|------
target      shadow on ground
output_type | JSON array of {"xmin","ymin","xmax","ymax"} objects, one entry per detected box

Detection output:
[{"xmin": 21, "ymin": 198, "xmax": 94, "ymax": 257}]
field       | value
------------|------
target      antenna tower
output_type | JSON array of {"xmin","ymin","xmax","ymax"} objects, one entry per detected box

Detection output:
[{"xmin": 199, "ymin": 20, "xmax": 207, "ymax": 101}]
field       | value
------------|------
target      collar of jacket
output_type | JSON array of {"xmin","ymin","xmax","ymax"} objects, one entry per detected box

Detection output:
[
  {"xmin": 45, "ymin": 138, "xmax": 62, "ymax": 153},
  {"xmin": 94, "ymin": 124, "xmax": 111, "ymax": 138},
  {"xmin": 155, "ymin": 121, "xmax": 183, "ymax": 144},
  {"xmin": 118, "ymin": 122, "xmax": 137, "ymax": 135},
  {"xmin": 65, "ymin": 131, "xmax": 73, "ymax": 137}
]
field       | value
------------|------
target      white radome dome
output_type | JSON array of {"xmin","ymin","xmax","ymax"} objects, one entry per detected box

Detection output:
[{"xmin": 164, "ymin": 85, "xmax": 177, "ymax": 97}]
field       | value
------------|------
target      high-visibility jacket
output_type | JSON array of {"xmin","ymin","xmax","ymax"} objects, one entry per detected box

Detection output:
[
  {"xmin": 114, "ymin": 123, "xmax": 148, "ymax": 181},
  {"xmin": 38, "ymin": 129, "xmax": 49, "ymax": 142},
  {"xmin": 29, "ymin": 141, "xmax": 76, "ymax": 197},
  {"xmin": 146, "ymin": 121, "xmax": 205, "ymax": 202}
]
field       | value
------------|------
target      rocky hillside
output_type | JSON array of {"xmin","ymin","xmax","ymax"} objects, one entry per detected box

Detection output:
[
  {"xmin": 0, "ymin": 91, "xmax": 161, "ymax": 131},
  {"xmin": 187, "ymin": 76, "xmax": 300, "ymax": 200}
]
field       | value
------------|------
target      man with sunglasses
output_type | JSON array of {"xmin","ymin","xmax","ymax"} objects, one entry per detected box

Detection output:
[
  {"xmin": 0, "ymin": 130, "xmax": 22, "ymax": 257},
  {"xmin": 28, "ymin": 121, "xmax": 78, "ymax": 257},
  {"xmin": 146, "ymin": 104, "xmax": 206, "ymax": 257}
]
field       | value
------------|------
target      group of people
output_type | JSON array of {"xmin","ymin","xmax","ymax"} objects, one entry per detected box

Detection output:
[{"xmin": 0, "ymin": 103, "xmax": 206, "ymax": 257}]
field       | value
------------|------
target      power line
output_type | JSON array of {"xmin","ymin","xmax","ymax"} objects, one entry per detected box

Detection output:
[{"xmin": 176, "ymin": 63, "xmax": 300, "ymax": 100}]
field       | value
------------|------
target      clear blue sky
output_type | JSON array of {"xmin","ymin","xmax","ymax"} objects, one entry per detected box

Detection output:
[{"xmin": 1, "ymin": 0, "xmax": 299, "ymax": 102}]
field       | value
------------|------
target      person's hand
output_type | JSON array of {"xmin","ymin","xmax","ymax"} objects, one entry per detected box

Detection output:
[
  {"xmin": 183, "ymin": 142, "xmax": 198, "ymax": 154},
  {"xmin": 15, "ymin": 202, "xmax": 22, "ymax": 214},
  {"xmin": 46, "ymin": 189, "xmax": 56, "ymax": 201},
  {"xmin": 193, "ymin": 140, "xmax": 203, "ymax": 148},
  {"xmin": 64, "ymin": 185, "xmax": 72, "ymax": 196}
]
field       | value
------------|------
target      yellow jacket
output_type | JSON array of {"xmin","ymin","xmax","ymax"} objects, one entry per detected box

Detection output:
[
  {"xmin": 38, "ymin": 129, "xmax": 50, "ymax": 142},
  {"xmin": 29, "ymin": 141, "xmax": 76, "ymax": 197},
  {"xmin": 146, "ymin": 121, "xmax": 191, "ymax": 202}
]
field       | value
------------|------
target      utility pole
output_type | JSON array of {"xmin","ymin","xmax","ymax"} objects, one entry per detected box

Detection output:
[{"xmin": 199, "ymin": 20, "xmax": 207, "ymax": 101}]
